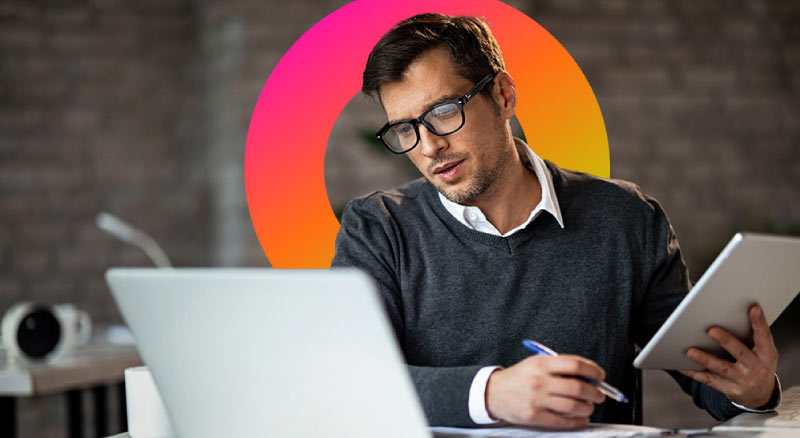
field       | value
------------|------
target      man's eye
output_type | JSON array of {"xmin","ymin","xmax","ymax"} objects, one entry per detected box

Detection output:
[
  {"xmin": 432, "ymin": 104, "xmax": 459, "ymax": 119},
  {"xmin": 393, "ymin": 124, "xmax": 415, "ymax": 137}
]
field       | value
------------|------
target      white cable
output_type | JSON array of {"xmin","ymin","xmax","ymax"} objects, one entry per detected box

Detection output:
[{"xmin": 96, "ymin": 212, "xmax": 173, "ymax": 268}]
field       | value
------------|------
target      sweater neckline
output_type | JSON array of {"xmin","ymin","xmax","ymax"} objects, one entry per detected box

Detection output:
[{"xmin": 422, "ymin": 163, "xmax": 566, "ymax": 250}]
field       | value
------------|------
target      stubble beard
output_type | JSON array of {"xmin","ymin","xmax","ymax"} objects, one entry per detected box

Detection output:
[{"xmin": 436, "ymin": 141, "xmax": 513, "ymax": 205}]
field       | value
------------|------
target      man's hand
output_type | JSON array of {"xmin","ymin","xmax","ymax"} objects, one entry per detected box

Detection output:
[
  {"xmin": 679, "ymin": 304, "xmax": 779, "ymax": 409},
  {"xmin": 485, "ymin": 355, "xmax": 606, "ymax": 428}
]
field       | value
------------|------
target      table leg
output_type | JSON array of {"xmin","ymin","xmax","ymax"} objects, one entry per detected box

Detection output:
[
  {"xmin": 92, "ymin": 386, "xmax": 107, "ymax": 437},
  {"xmin": 66, "ymin": 389, "xmax": 83, "ymax": 438},
  {"xmin": 118, "ymin": 381, "xmax": 127, "ymax": 432},
  {"xmin": 0, "ymin": 396, "xmax": 16, "ymax": 438}
]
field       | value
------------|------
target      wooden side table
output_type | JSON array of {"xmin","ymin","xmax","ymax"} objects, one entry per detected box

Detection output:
[{"xmin": 0, "ymin": 343, "xmax": 142, "ymax": 438}]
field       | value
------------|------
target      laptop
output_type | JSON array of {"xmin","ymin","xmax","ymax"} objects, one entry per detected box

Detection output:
[{"xmin": 105, "ymin": 268, "xmax": 431, "ymax": 438}]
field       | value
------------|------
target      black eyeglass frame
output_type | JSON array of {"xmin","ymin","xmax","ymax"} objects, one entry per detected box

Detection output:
[{"xmin": 375, "ymin": 73, "xmax": 497, "ymax": 154}]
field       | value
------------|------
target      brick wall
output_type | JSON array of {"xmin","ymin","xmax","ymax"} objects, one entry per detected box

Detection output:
[
  {"xmin": 1, "ymin": 0, "xmax": 212, "ymax": 327},
  {"xmin": 532, "ymin": 0, "xmax": 800, "ymax": 273},
  {"xmin": 1, "ymin": 0, "xmax": 798, "ymax": 435}
]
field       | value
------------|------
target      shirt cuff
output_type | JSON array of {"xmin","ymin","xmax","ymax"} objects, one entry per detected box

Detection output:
[
  {"xmin": 731, "ymin": 374, "xmax": 782, "ymax": 412},
  {"xmin": 468, "ymin": 366, "xmax": 502, "ymax": 424}
]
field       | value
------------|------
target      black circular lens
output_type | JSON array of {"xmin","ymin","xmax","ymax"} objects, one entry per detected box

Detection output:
[{"xmin": 17, "ymin": 307, "xmax": 61, "ymax": 359}]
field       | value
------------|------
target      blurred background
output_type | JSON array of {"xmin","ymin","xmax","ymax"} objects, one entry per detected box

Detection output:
[{"xmin": 1, "ymin": 0, "xmax": 798, "ymax": 436}]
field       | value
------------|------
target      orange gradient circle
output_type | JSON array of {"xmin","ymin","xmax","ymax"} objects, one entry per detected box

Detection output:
[{"xmin": 245, "ymin": 0, "xmax": 609, "ymax": 268}]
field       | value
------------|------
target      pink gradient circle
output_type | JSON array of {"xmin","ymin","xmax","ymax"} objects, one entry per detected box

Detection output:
[{"xmin": 245, "ymin": 0, "xmax": 608, "ymax": 267}]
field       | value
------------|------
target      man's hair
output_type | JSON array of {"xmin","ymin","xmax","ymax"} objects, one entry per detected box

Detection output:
[{"xmin": 362, "ymin": 13, "xmax": 505, "ymax": 99}]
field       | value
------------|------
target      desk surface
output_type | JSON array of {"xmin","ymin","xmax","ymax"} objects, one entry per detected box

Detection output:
[
  {"xmin": 0, "ymin": 343, "xmax": 141, "ymax": 396},
  {"xmin": 103, "ymin": 430, "xmax": 800, "ymax": 438},
  {"xmin": 104, "ymin": 385, "xmax": 800, "ymax": 438}
]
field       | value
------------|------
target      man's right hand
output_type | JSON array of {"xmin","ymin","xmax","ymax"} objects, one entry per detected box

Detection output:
[{"xmin": 485, "ymin": 355, "xmax": 607, "ymax": 428}]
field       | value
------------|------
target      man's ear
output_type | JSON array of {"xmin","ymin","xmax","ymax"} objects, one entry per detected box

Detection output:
[{"xmin": 492, "ymin": 71, "xmax": 517, "ymax": 120}]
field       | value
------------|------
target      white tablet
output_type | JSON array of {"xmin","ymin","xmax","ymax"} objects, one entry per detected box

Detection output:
[{"xmin": 634, "ymin": 233, "xmax": 800, "ymax": 370}]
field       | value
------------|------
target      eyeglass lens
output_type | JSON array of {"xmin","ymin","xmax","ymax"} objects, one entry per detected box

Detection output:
[{"xmin": 384, "ymin": 103, "xmax": 465, "ymax": 152}]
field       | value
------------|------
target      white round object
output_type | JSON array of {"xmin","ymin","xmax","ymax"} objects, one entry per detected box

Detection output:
[
  {"xmin": 1, "ymin": 302, "xmax": 73, "ymax": 364},
  {"xmin": 54, "ymin": 303, "xmax": 92, "ymax": 346}
]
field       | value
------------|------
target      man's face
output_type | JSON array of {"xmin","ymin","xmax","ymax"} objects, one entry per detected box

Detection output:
[{"xmin": 379, "ymin": 48, "xmax": 513, "ymax": 205}]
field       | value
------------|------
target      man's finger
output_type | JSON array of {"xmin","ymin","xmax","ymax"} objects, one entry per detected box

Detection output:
[
  {"xmin": 749, "ymin": 304, "xmax": 776, "ymax": 353},
  {"xmin": 547, "ymin": 355, "xmax": 606, "ymax": 381},
  {"xmin": 548, "ymin": 376, "xmax": 605, "ymax": 404},
  {"xmin": 545, "ymin": 395, "xmax": 595, "ymax": 418},
  {"xmin": 685, "ymin": 347, "xmax": 743, "ymax": 381},
  {"xmin": 679, "ymin": 369, "xmax": 736, "ymax": 395},
  {"xmin": 707, "ymin": 327, "xmax": 757, "ymax": 365}
]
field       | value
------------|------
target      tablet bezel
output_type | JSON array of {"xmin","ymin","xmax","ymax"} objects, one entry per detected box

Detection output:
[{"xmin": 634, "ymin": 233, "xmax": 800, "ymax": 370}]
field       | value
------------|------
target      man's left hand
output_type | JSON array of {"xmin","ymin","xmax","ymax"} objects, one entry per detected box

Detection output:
[{"xmin": 679, "ymin": 304, "xmax": 778, "ymax": 409}]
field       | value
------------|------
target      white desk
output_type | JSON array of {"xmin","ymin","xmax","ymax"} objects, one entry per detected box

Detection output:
[
  {"xmin": 1, "ymin": 343, "xmax": 142, "ymax": 438},
  {"xmin": 103, "ymin": 385, "xmax": 800, "ymax": 437},
  {"xmin": 102, "ymin": 430, "xmax": 800, "ymax": 438}
]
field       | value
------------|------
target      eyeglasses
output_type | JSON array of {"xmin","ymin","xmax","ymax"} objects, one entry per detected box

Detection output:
[{"xmin": 375, "ymin": 73, "xmax": 497, "ymax": 154}]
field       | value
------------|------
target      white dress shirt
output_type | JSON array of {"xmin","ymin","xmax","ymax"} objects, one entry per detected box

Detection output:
[
  {"xmin": 438, "ymin": 139, "xmax": 563, "ymax": 424},
  {"xmin": 438, "ymin": 138, "xmax": 564, "ymax": 237},
  {"xmin": 438, "ymin": 138, "xmax": 780, "ymax": 424}
]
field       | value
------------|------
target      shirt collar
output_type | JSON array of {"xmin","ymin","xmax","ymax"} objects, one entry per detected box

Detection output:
[
  {"xmin": 437, "ymin": 137, "xmax": 564, "ymax": 234},
  {"xmin": 517, "ymin": 138, "xmax": 564, "ymax": 229}
]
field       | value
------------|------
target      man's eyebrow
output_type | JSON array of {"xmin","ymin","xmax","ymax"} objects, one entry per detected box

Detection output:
[{"xmin": 387, "ymin": 94, "xmax": 460, "ymax": 125}]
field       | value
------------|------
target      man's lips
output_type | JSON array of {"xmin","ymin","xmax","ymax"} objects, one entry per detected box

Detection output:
[
  {"xmin": 432, "ymin": 159, "xmax": 466, "ymax": 183},
  {"xmin": 433, "ymin": 159, "xmax": 465, "ymax": 174}
]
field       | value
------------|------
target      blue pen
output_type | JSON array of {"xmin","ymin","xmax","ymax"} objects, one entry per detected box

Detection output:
[{"xmin": 522, "ymin": 339, "xmax": 628, "ymax": 403}]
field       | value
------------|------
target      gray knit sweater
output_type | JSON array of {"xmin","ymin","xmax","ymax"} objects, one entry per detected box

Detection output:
[{"xmin": 331, "ymin": 161, "xmax": 747, "ymax": 426}]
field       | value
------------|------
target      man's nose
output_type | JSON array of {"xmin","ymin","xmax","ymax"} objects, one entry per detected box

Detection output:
[{"xmin": 418, "ymin": 125, "xmax": 448, "ymax": 157}]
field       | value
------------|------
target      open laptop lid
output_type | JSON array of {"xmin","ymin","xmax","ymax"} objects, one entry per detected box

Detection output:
[{"xmin": 106, "ymin": 268, "xmax": 431, "ymax": 438}]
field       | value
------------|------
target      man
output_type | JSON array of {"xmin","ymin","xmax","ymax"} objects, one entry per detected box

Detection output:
[{"xmin": 331, "ymin": 13, "xmax": 780, "ymax": 428}]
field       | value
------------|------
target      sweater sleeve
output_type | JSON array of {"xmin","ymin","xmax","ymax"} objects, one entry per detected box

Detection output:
[
  {"xmin": 631, "ymin": 195, "xmax": 748, "ymax": 421},
  {"xmin": 331, "ymin": 198, "xmax": 483, "ymax": 427}
]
